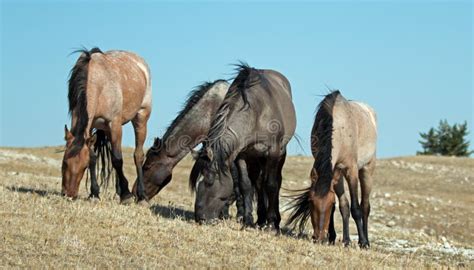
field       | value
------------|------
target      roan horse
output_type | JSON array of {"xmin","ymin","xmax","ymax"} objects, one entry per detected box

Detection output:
[
  {"xmin": 137, "ymin": 80, "xmax": 229, "ymax": 200},
  {"xmin": 194, "ymin": 64, "xmax": 296, "ymax": 231},
  {"xmin": 62, "ymin": 48, "xmax": 152, "ymax": 203},
  {"xmin": 286, "ymin": 91, "xmax": 377, "ymax": 248}
]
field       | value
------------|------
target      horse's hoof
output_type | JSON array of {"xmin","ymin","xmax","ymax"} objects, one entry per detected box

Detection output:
[
  {"xmin": 88, "ymin": 195, "xmax": 100, "ymax": 203},
  {"xmin": 343, "ymin": 240, "xmax": 351, "ymax": 247},
  {"xmin": 88, "ymin": 193, "xmax": 100, "ymax": 199},
  {"xmin": 359, "ymin": 242, "xmax": 370, "ymax": 249},
  {"xmin": 137, "ymin": 199, "xmax": 150, "ymax": 207},
  {"xmin": 264, "ymin": 224, "xmax": 281, "ymax": 235},
  {"xmin": 120, "ymin": 194, "xmax": 134, "ymax": 205}
]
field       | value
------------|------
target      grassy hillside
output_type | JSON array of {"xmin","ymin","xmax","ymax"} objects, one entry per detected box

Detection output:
[{"xmin": 0, "ymin": 147, "xmax": 472, "ymax": 268}]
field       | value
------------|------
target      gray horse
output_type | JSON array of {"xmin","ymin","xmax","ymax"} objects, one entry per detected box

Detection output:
[
  {"xmin": 194, "ymin": 63, "xmax": 296, "ymax": 231},
  {"xmin": 137, "ymin": 80, "xmax": 229, "ymax": 200}
]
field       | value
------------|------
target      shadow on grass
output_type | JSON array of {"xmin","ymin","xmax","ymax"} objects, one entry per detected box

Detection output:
[
  {"xmin": 6, "ymin": 186, "xmax": 63, "ymax": 197},
  {"xmin": 150, "ymin": 204, "xmax": 195, "ymax": 221}
]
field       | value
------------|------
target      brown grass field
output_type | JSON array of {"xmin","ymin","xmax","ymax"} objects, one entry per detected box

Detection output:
[{"xmin": 0, "ymin": 146, "xmax": 473, "ymax": 268}]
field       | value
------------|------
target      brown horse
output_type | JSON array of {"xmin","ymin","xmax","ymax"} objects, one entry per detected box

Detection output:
[
  {"xmin": 137, "ymin": 80, "xmax": 229, "ymax": 199},
  {"xmin": 286, "ymin": 91, "xmax": 377, "ymax": 248},
  {"xmin": 62, "ymin": 48, "xmax": 152, "ymax": 203}
]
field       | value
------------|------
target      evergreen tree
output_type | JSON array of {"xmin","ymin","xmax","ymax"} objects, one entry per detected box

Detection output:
[
  {"xmin": 417, "ymin": 120, "xmax": 472, "ymax": 157},
  {"xmin": 417, "ymin": 128, "xmax": 439, "ymax": 155}
]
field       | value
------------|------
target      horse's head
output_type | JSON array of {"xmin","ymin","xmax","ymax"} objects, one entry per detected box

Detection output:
[
  {"xmin": 194, "ymin": 147, "xmax": 233, "ymax": 223},
  {"xmin": 309, "ymin": 167, "xmax": 338, "ymax": 243},
  {"xmin": 138, "ymin": 137, "xmax": 173, "ymax": 199},
  {"xmin": 61, "ymin": 125, "xmax": 94, "ymax": 198}
]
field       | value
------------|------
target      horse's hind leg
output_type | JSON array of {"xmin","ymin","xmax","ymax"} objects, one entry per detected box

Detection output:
[
  {"xmin": 335, "ymin": 175, "xmax": 351, "ymax": 246},
  {"xmin": 344, "ymin": 165, "xmax": 369, "ymax": 248},
  {"xmin": 132, "ymin": 108, "xmax": 151, "ymax": 203},
  {"xmin": 88, "ymin": 149, "xmax": 100, "ymax": 199},
  {"xmin": 109, "ymin": 121, "xmax": 133, "ymax": 203},
  {"xmin": 360, "ymin": 158, "xmax": 375, "ymax": 247}
]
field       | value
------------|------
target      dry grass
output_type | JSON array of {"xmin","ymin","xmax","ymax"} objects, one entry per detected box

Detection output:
[{"xmin": 0, "ymin": 147, "xmax": 473, "ymax": 268}]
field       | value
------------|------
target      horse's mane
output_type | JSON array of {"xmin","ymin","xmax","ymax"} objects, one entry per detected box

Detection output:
[
  {"xmin": 312, "ymin": 90, "xmax": 340, "ymax": 196},
  {"xmin": 147, "ymin": 79, "xmax": 227, "ymax": 155},
  {"xmin": 205, "ymin": 62, "xmax": 260, "ymax": 176},
  {"xmin": 285, "ymin": 90, "xmax": 341, "ymax": 232},
  {"xmin": 67, "ymin": 47, "xmax": 103, "ymax": 157},
  {"xmin": 188, "ymin": 145, "xmax": 208, "ymax": 192}
]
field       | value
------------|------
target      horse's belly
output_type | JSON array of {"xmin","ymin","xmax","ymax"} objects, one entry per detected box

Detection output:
[{"xmin": 92, "ymin": 118, "xmax": 109, "ymax": 130}]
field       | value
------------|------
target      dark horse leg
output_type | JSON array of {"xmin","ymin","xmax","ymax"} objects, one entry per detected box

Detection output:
[
  {"xmin": 345, "ymin": 165, "xmax": 369, "ymax": 248},
  {"xmin": 249, "ymin": 159, "xmax": 266, "ymax": 228},
  {"xmin": 132, "ymin": 108, "xmax": 151, "ymax": 203},
  {"xmin": 219, "ymin": 162, "xmax": 243, "ymax": 220},
  {"xmin": 335, "ymin": 175, "xmax": 351, "ymax": 246},
  {"xmin": 109, "ymin": 120, "xmax": 133, "ymax": 204},
  {"xmin": 88, "ymin": 149, "xmax": 100, "ymax": 199},
  {"xmin": 237, "ymin": 158, "xmax": 255, "ymax": 227},
  {"xmin": 231, "ymin": 162, "xmax": 245, "ymax": 221},
  {"xmin": 328, "ymin": 203, "xmax": 336, "ymax": 244},
  {"xmin": 360, "ymin": 158, "xmax": 375, "ymax": 248},
  {"xmin": 264, "ymin": 152, "xmax": 286, "ymax": 233}
]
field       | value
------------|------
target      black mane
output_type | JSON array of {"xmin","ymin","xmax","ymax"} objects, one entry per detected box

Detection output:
[
  {"xmin": 312, "ymin": 90, "xmax": 340, "ymax": 196},
  {"xmin": 206, "ymin": 62, "xmax": 261, "ymax": 174},
  {"xmin": 67, "ymin": 47, "xmax": 103, "ymax": 156},
  {"xmin": 285, "ymin": 90, "xmax": 340, "ymax": 232},
  {"xmin": 148, "ymin": 79, "xmax": 227, "ymax": 153}
]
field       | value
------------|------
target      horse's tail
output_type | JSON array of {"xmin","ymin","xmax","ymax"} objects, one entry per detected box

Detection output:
[
  {"xmin": 93, "ymin": 129, "xmax": 113, "ymax": 189},
  {"xmin": 67, "ymin": 47, "xmax": 103, "ymax": 156},
  {"xmin": 285, "ymin": 187, "xmax": 312, "ymax": 234}
]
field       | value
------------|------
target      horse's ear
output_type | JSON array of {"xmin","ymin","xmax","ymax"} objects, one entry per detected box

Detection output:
[
  {"xmin": 310, "ymin": 167, "xmax": 318, "ymax": 183},
  {"xmin": 153, "ymin": 137, "xmax": 163, "ymax": 150},
  {"xmin": 64, "ymin": 125, "xmax": 73, "ymax": 141},
  {"xmin": 205, "ymin": 147, "xmax": 213, "ymax": 161}
]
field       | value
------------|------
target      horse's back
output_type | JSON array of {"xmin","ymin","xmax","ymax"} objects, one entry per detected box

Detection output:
[
  {"xmin": 88, "ymin": 50, "xmax": 152, "ymax": 125},
  {"xmin": 260, "ymin": 69, "xmax": 292, "ymax": 98},
  {"xmin": 332, "ymin": 97, "xmax": 377, "ymax": 168},
  {"xmin": 258, "ymin": 69, "xmax": 296, "ymax": 145},
  {"xmin": 350, "ymin": 101, "xmax": 377, "ymax": 166}
]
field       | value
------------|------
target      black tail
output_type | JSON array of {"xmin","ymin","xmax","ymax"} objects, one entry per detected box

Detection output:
[
  {"xmin": 67, "ymin": 47, "xmax": 103, "ymax": 156},
  {"xmin": 285, "ymin": 188, "xmax": 312, "ymax": 234},
  {"xmin": 93, "ymin": 129, "xmax": 113, "ymax": 189}
]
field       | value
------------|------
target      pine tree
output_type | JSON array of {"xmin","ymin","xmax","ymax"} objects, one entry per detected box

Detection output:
[
  {"xmin": 417, "ymin": 120, "xmax": 472, "ymax": 157},
  {"xmin": 417, "ymin": 128, "xmax": 439, "ymax": 155}
]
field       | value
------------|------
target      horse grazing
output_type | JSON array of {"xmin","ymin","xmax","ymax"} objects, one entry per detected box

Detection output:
[
  {"xmin": 286, "ymin": 91, "xmax": 377, "ymax": 248},
  {"xmin": 194, "ymin": 63, "xmax": 296, "ymax": 231},
  {"xmin": 190, "ymin": 145, "xmax": 265, "ymax": 224},
  {"xmin": 137, "ymin": 80, "xmax": 229, "ymax": 199},
  {"xmin": 62, "ymin": 48, "xmax": 152, "ymax": 203}
]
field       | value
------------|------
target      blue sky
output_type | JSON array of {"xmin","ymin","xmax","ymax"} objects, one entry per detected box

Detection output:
[{"xmin": 1, "ymin": 1, "xmax": 472, "ymax": 158}]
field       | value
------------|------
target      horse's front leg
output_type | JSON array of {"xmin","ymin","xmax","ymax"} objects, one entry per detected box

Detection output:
[
  {"xmin": 230, "ymin": 162, "xmax": 244, "ymax": 221},
  {"xmin": 335, "ymin": 175, "xmax": 351, "ymax": 247},
  {"xmin": 109, "ymin": 120, "xmax": 133, "ymax": 204},
  {"xmin": 88, "ymin": 148, "xmax": 100, "ymax": 199},
  {"xmin": 345, "ymin": 165, "xmax": 369, "ymax": 248},
  {"xmin": 264, "ymin": 153, "xmax": 285, "ymax": 233},
  {"xmin": 237, "ymin": 159, "xmax": 254, "ymax": 227},
  {"xmin": 132, "ymin": 109, "xmax": 150, "ymax": 203}
]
